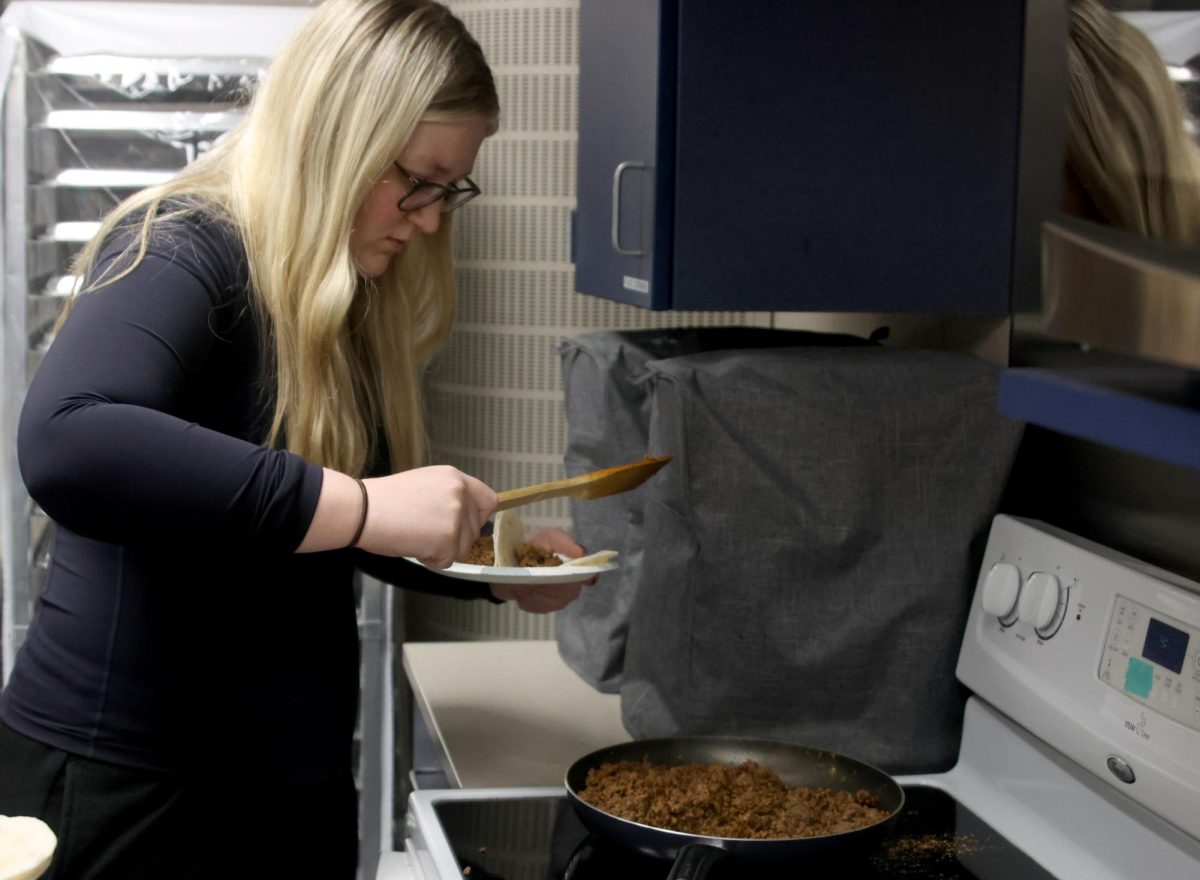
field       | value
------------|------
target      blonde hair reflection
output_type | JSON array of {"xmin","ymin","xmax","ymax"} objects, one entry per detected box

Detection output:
[{"xmin": 1065, "ymin": 0, "xmax": 1200, "ymax": 246}]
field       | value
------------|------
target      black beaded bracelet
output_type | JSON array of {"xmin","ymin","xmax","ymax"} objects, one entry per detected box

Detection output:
[{"xmin": 348, "ymin": 478, "xmax": 369, "ymax": 548}]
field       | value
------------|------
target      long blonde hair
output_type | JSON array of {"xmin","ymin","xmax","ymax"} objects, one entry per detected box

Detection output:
[
  {"xmin": 67, "ymin": 0, "xmax": 498, "ymax": 475},
  {"xmin": 1066, "ymin": 0, "xmax": 1200, "ymax": 245}
]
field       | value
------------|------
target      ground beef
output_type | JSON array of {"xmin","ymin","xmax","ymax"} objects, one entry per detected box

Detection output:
[
  {"xmin": 460, "ymin": 536, "xmax": 563, "ymax": 567},
  {"xmin": 462, "ymin": 536, "xmax": 495, "ymax": 565},
  {"xmin": 578, "ymin": 759, "xmax": 890, "ymax": 839},
  {"xmin": 514, "ymin": 543, "xmax": 562, "ymax": 567}
]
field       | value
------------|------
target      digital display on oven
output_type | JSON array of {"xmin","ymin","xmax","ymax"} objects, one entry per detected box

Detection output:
[{"xmin": 1142, "ymin": 617, "xmax": 1190, "ymax": 675}]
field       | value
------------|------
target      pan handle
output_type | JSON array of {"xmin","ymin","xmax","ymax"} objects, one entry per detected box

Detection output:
[{"xmin": 666, "ymin": 843, "xmax": 728, "ymax": 880}]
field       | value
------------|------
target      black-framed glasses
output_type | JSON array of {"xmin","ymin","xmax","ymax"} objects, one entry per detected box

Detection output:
[{"xmin": 393, "ymin": 163, "xmax": 481, "ymax": 213}]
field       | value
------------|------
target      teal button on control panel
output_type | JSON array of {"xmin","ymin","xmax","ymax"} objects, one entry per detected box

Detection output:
[
  {"xmin": 1124, "ymin": 657, "xmax": 1154, "ymax": 699},
  {"xmin": 1101, "ymin": 595, "xmax": 1200, "ymax": 734}
]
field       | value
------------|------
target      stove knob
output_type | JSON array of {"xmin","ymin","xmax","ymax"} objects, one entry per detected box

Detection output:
[
  {"xmin": 1106, "ymin": 755, "xmax": 1136, "ymax": 785},
  {"xmin": 1018, "ymin": 571, "xmax": 1062, "ymax": 632},
  {"xmin": 980, "ymin": 562, "xmax": 1021, "ymax": 622}
]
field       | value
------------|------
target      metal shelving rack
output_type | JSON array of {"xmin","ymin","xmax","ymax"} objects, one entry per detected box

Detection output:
[
  {"xmin": 0, "ymin": 6, "xmax": 391, "ymax": 876},
  {"xmin": 1, "ymin": 36, "xmax": 257, "ymax": 681}
]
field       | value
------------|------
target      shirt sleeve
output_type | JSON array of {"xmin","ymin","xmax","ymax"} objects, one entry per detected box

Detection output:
[{"xmin": 17, "ymin": 221, "xmax": 322, "ymax": 553}]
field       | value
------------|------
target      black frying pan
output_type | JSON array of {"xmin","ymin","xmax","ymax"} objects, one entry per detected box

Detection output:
[{"xmin": 565, "ymin": 737, "xmax": 904, "ymax": 879}]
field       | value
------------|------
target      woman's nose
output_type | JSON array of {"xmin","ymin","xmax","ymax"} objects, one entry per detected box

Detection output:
[{"xmin": 408, "ymin": 200, "xmax": 442, "ymax": 235}]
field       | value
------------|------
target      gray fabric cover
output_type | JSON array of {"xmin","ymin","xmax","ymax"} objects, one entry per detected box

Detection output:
[
  {"xmin": 556, "ymin": 328, "xmax": 875, "ymax": 693},
  {"xmin": 616, "ymin": 346, "xmax": 1023, "ymax": 774}
]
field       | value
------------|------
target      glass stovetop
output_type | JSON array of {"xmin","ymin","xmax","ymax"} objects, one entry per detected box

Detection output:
[{"xmin": 430, "ymin": 786, "xmax": 1057, "ymax": 880}]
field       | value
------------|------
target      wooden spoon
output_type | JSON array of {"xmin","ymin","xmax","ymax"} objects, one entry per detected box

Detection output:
[{"xmin": 495, "ymin": 455, "xmax": 671, "ymax": 511}]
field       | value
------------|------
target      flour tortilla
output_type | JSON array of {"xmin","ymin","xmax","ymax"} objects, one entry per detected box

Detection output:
[
  {"xmin": 492, "ymin": 512, "xmax": 618, "ymax": 568},
  {"xmin": 492, "ymin": 509, "xmax": 526, "ymax": 567},
  {"xmin": 0, "ymin": 816, "xmax": 56, "ymax": 880},
  {"xmin": 563, "ymin": 549, "xmax": 618, "ymax": 566}
]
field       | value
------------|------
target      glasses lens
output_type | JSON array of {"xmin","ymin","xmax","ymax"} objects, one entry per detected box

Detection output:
[
  {"xmin": 439, "ymin": 189, "xmax": 479, "ymax": 213},
  {"xmin": 397, "ymin": 176, "xmax": 480, "ymax": 213},
  {"xmin": 398, "ymin": 184, "xmax": 443, "ymax": 212}
]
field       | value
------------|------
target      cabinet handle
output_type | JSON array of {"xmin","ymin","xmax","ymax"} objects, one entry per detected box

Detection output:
[{"xmin": 611, "ymin": 160, "xmax": 646, "ymax": 256}]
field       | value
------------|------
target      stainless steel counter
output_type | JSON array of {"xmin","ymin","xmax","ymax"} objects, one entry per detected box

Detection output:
[{"xmin": 402, "ymin": 640, "xmax": 629, "ymax": 789}]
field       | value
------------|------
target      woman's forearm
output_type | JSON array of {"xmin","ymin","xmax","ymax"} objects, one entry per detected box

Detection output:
[
  {"xmin": 296, "ymin": 465, "xmax": 497, "ymax": 564},
  {"xmin": 296, "ymin": 468, "xmax": 364, "ymax": 552}
]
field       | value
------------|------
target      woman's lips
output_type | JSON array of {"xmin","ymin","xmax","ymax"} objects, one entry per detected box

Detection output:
[{"xmin": 385, "ymin": 236, "xmax": 407, "ymax": 252}]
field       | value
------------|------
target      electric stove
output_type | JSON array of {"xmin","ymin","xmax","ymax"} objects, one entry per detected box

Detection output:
[{"xmin": 379, "ymin": 516, "xmax": 1200, "ymax": 879}]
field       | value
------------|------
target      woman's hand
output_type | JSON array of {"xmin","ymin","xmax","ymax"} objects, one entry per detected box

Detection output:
[
  {"xmin": 489, "ymin": 527, "xmax": 598, "ymax": 613},
  {"xmin": 359, "ymin": 466, "xmax": 497, "ymax": 567},
  {"xmin": 299, "ymin": 466, "xmax": 496, "ymax": 567}
]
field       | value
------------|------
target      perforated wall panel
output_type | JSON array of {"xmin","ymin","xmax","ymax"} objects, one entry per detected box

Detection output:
[{"xmin": 406, "ymin": 0, "xmax": 767, "ymax": 642}]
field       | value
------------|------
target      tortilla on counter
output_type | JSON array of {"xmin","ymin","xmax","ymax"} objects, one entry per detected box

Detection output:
[{"xmin": 0, "ymin": 815, "xmax": 56, "ymax": 880}]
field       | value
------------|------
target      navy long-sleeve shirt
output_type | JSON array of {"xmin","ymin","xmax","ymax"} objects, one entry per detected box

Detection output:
[{"xmin": 1, "ymin": 206, "xmax": 486, "ymax": 783}]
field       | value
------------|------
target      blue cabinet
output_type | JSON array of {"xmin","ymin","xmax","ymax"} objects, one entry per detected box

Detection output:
[
  {"xmin": 573, "ymin": 0, "xmax": 1029, "ymax": 312},
  {"xmin": 574, "ymin": 0, "xmax": 665, "ymax": 308}
]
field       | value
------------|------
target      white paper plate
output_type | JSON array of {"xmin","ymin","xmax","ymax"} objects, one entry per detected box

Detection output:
[{"xmin": 404, "ymin": 557, "xmax": 617, "ymax": 585}]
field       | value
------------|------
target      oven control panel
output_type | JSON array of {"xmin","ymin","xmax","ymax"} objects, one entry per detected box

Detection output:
[
  {"xmin": 1099, "ymin": 596, "xmax": 1199, "ymax": 732},
  {"xmin": 957, "ymin": 515, "xmax": 1200, "ymax": 843}
]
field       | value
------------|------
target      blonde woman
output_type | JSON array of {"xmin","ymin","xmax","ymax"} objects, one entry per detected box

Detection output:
[
  {"xmin": 0, "ymin": 1, "xmax": 590, "ymax": 876},
  {"xmin": 1064, "ymin": 0, "xmax": 1200, "ymax": 245}
]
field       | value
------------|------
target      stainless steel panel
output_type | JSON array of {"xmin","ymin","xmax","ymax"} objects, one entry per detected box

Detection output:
[
  {"xmin": 26, "ymin": 238, "xmax": 83, "ymax": 288},
  {"xmin": 1027, "ymin": 218, "xmax": 1200, "ymax": 371},
  {"xmin": 35, "ymin": 55, "xmax": 262, "ymax": 107},
  {"xmin": 29, "ymin": 182, "xmax": 129, "ymax": 227},
  {"xmin": 27, "ymin": 123, "xmax": 228, "ymax": 177},
  {"xmin": 26, "ymin": 292, "xmax": 63, "ymax": 351}
]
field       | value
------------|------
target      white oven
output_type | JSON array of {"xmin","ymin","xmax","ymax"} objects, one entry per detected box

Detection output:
[{"xmin": 378, "ymin": 515, "xmax": 1200, "ymax": 879}]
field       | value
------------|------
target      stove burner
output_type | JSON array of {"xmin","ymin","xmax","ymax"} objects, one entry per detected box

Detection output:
[
  {"xmin": 561, "ymin": 836, "xmax": 671, "ymax": 879},
  {"xmin": 431, "ymin": 787, "xmax": 1058, "ymax": 880}
]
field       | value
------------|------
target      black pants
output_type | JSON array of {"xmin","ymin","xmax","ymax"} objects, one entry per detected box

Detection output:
[{"xmin": 0, "ymin": 720, "xmax": 358, "ymax": 880}]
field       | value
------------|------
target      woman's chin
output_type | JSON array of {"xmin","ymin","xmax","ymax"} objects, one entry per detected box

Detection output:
[{"xmin": 353, "ymin": 254, "xmax": 393, "ymax": 279}]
